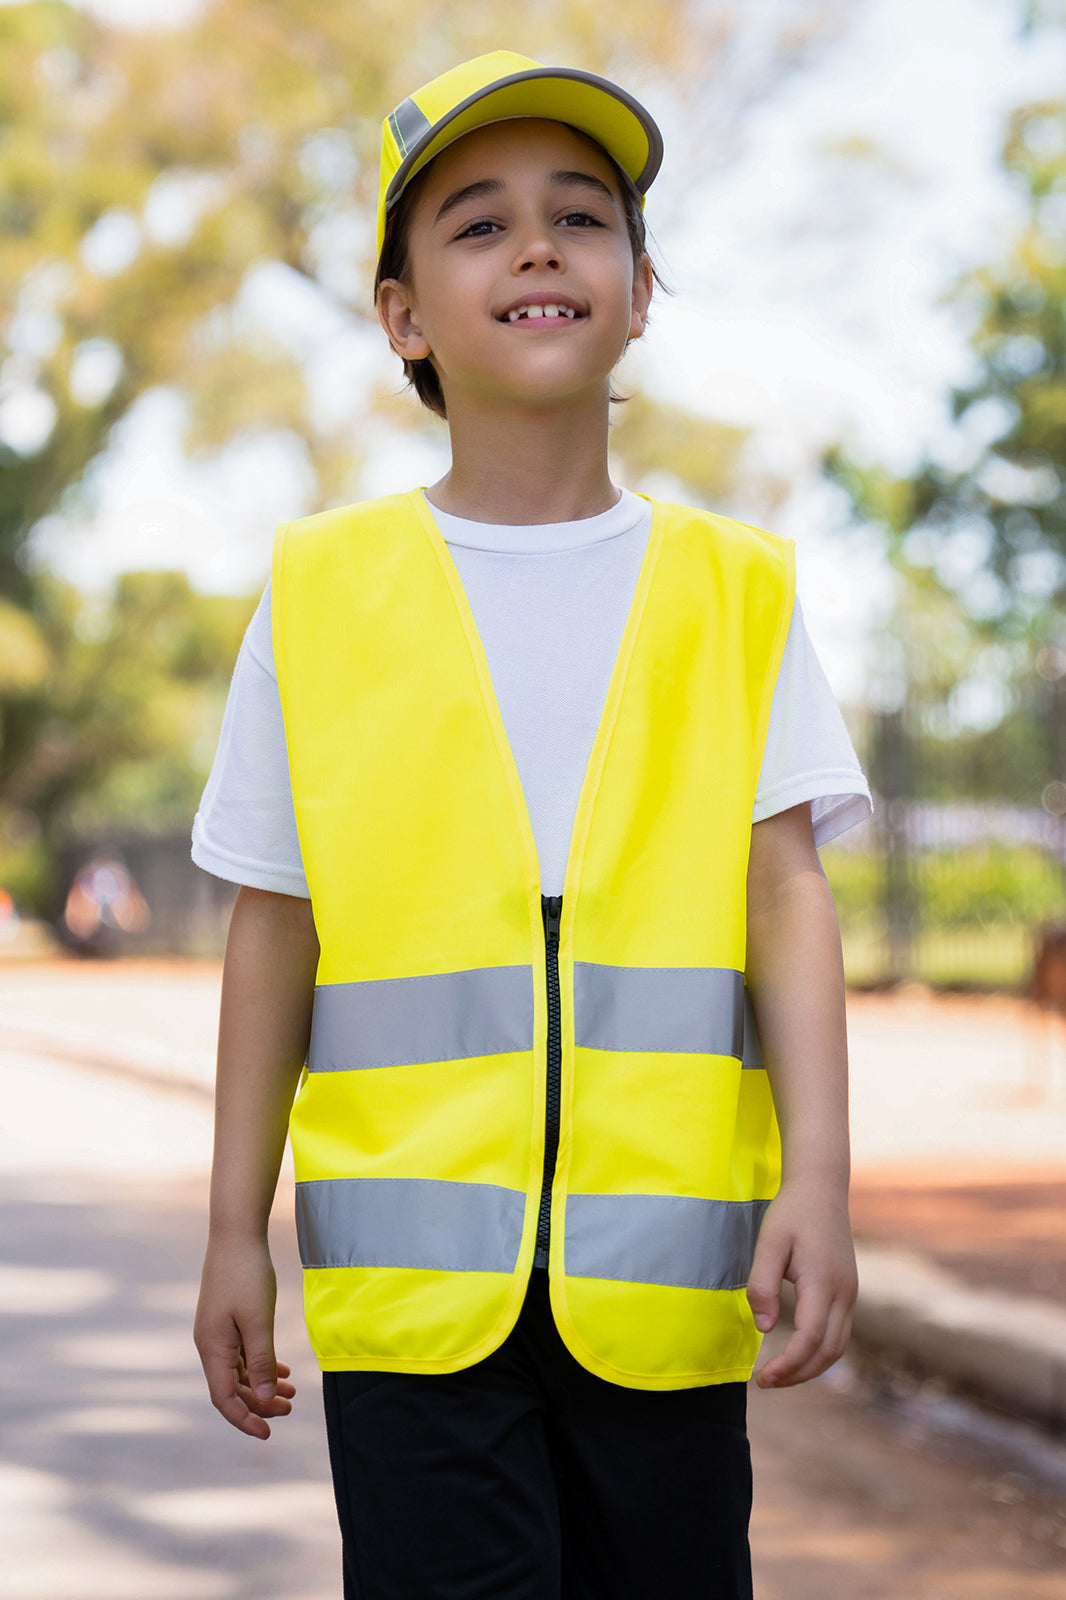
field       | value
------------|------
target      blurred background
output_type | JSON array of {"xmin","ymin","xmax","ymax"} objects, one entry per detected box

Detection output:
[
  {"xmin": 2, "ymin": 0, "xmax": 1066, "ymax": 990},
  {"xmin": 2, "ymin": 1, "xmax": 1065, "ymax": 1597}
]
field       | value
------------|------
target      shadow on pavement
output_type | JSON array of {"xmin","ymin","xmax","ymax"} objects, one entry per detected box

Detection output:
[{"xmin": 0, "ymin": 1172, "xmax": 338, "ymax": 1600}]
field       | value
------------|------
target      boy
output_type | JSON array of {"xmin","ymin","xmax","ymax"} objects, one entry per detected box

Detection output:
[{"xmin": 193, "ymin": 51, "xmax": 869, "ymax": 1599}]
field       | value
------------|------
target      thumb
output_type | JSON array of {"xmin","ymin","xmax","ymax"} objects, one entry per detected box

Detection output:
[{"xmin": 243, "ymin": 1331, "xmax": 278, "ymax": 1402}]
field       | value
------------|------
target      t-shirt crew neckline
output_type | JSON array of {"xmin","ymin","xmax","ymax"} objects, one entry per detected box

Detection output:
[{"xmin": 419, "ymin": 486, "xmax": 649, "ymax": 554}]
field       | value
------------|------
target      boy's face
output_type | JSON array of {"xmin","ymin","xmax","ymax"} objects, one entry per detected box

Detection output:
[{"xmin": 377, "ymin": 118, "xmax": 654, "ymax": 412}]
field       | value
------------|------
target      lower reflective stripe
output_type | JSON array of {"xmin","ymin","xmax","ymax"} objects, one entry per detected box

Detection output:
[
  {"xmin": 565, "ymin": 1192, "xmax": 771, "ymax": 1291},
  {"xmin": 296, "ymin": 1177, "xmax": 527, "ymax": 1273},
  {"xmin": 574, "ymin": 963, "xmax": 744, "ymax": 1058},
  {"xmin": 307, "ymin": 965, "xmax": 534, "ymax": 1071}
]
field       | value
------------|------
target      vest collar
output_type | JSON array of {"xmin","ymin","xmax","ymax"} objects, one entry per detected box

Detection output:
[{"xmin": 407, "ymin": 488, "xmax": 665, "ymax": 917}]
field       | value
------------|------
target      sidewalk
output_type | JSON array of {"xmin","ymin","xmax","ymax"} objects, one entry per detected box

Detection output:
[
  {"xmin": 841, "ymin": 985, "xmax": 1066, "ymax": 1432},
  {"xmin": 2, "ymin": 956, "xmax": 1064, "ymax": 1433},
  {"xmin": 847, "ymin": 1167, "xmax": 1066, "ymax": 1435}
]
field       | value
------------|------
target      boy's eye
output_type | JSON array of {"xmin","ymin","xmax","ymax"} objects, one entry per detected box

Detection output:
[{"xmin": 456, "ymin": 210, "xmax": 604, "ymax": 239}]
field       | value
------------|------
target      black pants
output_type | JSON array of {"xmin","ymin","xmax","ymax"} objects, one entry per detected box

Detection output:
[{"xmin": 322, "ymin": 1268, "xmax": 753, "ymax": 1599}]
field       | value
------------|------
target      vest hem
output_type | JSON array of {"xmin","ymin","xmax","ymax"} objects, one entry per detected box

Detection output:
[
  {"xmin": 312, "ymin": 1352, "xmax": 757, "ymax": 1385},
  {"xmin": 548, "ymin": 1282, "xmax": 762, "ymax": 1389}
]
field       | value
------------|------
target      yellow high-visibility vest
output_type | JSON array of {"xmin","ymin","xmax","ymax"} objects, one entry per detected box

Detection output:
[{"xmin": 272, "ymin": 489, "xmax": 795, "ymax": 1389}]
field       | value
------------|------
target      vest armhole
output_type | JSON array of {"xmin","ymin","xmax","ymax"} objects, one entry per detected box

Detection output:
[
  {"xmin": 749, "ymin": 537, "xmax": 796, "ymax": 793},
  {"xmin": 271, "ymin": 520, "xmax": 294, "ymax": 721}
]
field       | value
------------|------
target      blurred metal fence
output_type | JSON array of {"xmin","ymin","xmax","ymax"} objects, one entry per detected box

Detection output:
[{"xmin": 823, "ymin": 706, "xmax": 1066, "ymax": 993}]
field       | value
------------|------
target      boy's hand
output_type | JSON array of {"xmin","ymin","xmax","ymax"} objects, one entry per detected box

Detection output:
[
  {"xmin": 746, "ymin": 1178, "xmax": 858, "ymax": 1389},
  {"xmin": 194, "ymin": 1237, "xmax": 296, "ymax": 1439}
]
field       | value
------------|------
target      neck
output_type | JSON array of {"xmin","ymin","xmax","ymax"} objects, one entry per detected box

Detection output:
[{"xmin": 426, "ymin": 388, "xmax": 619, "ymax": 525}]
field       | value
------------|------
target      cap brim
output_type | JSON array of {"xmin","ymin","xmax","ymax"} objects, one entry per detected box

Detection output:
[{"xmin": 382, "ymin": 66, "xmax": 663, "ymax": 240}]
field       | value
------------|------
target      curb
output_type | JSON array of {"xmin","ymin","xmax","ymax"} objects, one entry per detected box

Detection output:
[
  {"xmin": 847, "ymin": 1239, "xmax": 1066, "ymax": 1433},
  {"xmin": 0, "ymin": 1019, "xmax": 213, "ymax": 1101}
]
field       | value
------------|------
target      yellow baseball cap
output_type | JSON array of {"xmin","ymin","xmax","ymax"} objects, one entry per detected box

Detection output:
[{"xmin": 376, "ymin": 51, "xmax": 664, "ymax": 256}]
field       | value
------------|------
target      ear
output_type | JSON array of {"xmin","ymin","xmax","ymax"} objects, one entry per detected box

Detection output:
[
  {"xmin": 376, "ymin": 279, "xmax": 432, "ymax": 361},
  {"xmin": 628, "ymin": 252, "xmax": 655, "ymax": 341}
]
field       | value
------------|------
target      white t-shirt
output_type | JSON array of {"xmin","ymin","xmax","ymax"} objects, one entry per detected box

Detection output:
[{"xmin": 192, "ymin": 487, "xmax": 872, "ymax": 897}]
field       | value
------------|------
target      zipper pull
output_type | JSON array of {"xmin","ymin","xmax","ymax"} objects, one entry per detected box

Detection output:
[{"xmin": 543, "ymin": 894, "xmax": 562, "ymax": 940}]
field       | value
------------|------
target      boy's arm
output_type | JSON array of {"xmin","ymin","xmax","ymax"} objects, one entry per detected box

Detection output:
[
  {"xmin": 743, "ymin": 800, "xmax": 859, "ymax": 1389},
  {"xmin": 193, "ymin": 884, "xmax": 319, "ymax": 1439}
]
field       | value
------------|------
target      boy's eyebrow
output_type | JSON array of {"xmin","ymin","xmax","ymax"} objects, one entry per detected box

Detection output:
[{"xmin": 433, "ymin": 170, "xmax": 617, "ymax": 227}]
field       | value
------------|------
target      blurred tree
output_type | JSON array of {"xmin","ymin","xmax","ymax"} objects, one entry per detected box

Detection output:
[
  {"xmin": 0, "ymin": 0, "xmax": 851, "ymax": 894},
  {"xmin": 824, "ymin": 85, "xmax": 1066, "ymax": 806},
  {"xmin": 0, "ymin": 569, "xmax": 255, "ymax": 910},
  {"xmin": 1, "ymin": 0, "xmax": 850, "ymax": 582}
]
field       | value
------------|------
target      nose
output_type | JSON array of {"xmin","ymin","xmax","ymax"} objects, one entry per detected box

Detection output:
[{"xmin": 512, "ymin": 221, "xmax": 563, "ymax": 273}]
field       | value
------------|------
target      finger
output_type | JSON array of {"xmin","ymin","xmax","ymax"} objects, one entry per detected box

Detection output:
[
  {"xmin": 235, "ymin": 1379, "xmax": 293, "ymax": 1418},
  {"xmin": 208, "ymin": 1368, "xmax": 271, "ymax": 1436},
  {"xmin": 756, "ymin": 1288, "xmax": 830, "ymax": 1387},
  {"xmin": 240, "ymin": 1355, "xmax": 293, "ymax": 1400},
  {"xmin": 746, "ymin": 1241, "xmax": 790, "ymax": 1332},
  {"xmin": 759, "ymin": 1290, "xmax": 852, "ymax": 1388},
  {"xmin": 239, "ymin": 1328, "xmax": 279, "ymax": 1403},
  {"xmin": 225, "ymin": 1395, "xmax": 274, "ymax": 1437},
  {"xmin": 200, "ymin": 1334, "xmax": 274, "ymax": 1438}
]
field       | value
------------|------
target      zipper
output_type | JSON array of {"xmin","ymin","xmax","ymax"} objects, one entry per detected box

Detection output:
[{"xmin": 533, "ymin": 892, "xmax": 563, "ymax": 1270}]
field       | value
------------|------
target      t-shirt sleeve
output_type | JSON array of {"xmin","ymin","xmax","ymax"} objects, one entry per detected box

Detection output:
[
  {"xmin": 190, "ymin": 580, "xmax": 310, "ymax": 897},
  {"xmin": 753, "ymin": 595, "xmax": 873, "ymax": 848}
]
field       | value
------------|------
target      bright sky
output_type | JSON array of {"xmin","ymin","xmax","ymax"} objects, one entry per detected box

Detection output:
[{"xmin": 6, "ymin": 0, "xmax": 1066, "ymax": 703}]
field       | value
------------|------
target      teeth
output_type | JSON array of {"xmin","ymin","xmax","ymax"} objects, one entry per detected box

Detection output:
[{"xmin": 506, "ymin": 304, "xmax": 579, "ymax": 321}]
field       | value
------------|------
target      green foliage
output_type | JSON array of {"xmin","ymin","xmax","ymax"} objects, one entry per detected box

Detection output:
[
  {"xmin": 0, "ymin": 569, "xmax": 256, "ymax": 911},
  {"xmin": 827, "ymin": 94, "xmax": 1066, "ymax": 628},
  {"xmin": 919, "ymin": 842, "xmax": 1063, "ymax": 927},
  {"xmin": 820, "ymin": 844, "xmax": 880, "ymax": 927},
  {"xmin": 822, "ymin": 841, "xmax": 1064, "ymax": 932},
  {"xmin": 2, "ymin": 0, "xmax": 819, "ymax": 604},
  {"xmin": 839, "ymin": 922, "xmax": 1034, "ymax": 991},
  {"xmin": 824, "ymin": 62, "xmax": 1066, "ymax": 797}
]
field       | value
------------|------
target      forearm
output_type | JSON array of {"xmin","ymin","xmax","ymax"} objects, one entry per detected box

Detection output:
[
  {"xmin": 745, "ymin": 820, "xmax": 850, "ymax": 1194},
  {"xmin": 208, "ymin": 885, "xmax": 320, "ymax": 1242}
]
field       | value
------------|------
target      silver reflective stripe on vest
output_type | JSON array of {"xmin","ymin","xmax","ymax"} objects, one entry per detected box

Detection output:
[
  {"xmin": 296, "ymin": 1176, "xmax": 526, "ymax": 1272},
  {"xmin": 307, "ymin": 965, "xmax": 534, "ymax": 1071},
  {"xmin": 574, "ymin": 963, "xmax": 746, "ymax": 1059},
  {"xmin": 565, "ymin": 1191, "xmax": 771, "ymax": 1291}
]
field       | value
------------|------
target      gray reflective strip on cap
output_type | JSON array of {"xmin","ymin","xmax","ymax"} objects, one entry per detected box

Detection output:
[
  {"xmin": 296, "ymin": 1176, "xmax": 527, "ymax": 1272},
  {"xmin": 388, "ymin": 97, "xmax": 432, "ymax": 158},
  {"xmin": 565, "ymin": 1191, "xmax": 771, "ymax": 1291},
  {"xmin": 574, "ymin": 963, "xmax": 745, "ymax": 1059},
  {"xmin": 307, "ymin": 965, "xmax": 534, "ymax": 1071}
]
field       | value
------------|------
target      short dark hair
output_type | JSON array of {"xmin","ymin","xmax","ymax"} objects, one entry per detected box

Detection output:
[{"xmin": 373, "ymin": 126, "xmax": 671, "ymax": 421}]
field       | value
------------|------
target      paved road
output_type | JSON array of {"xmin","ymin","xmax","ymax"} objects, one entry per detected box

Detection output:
[{"xmin": 1, "ymin": 959, "xmax": 1065, "ymax": 1598}]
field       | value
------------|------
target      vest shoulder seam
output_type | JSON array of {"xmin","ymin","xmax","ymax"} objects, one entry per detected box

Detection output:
[{"xmin": 280, "ymin": 493, "xmax": 415, "ymax": 541}]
